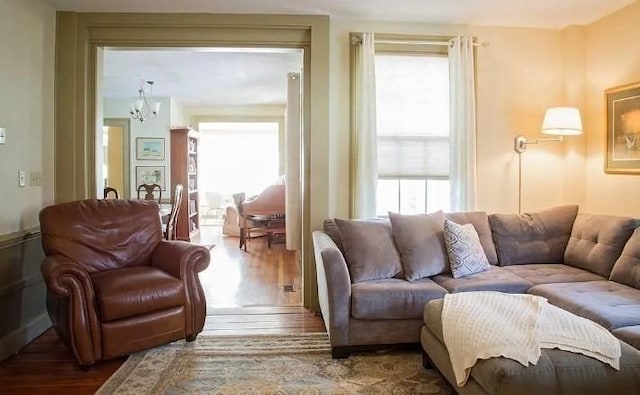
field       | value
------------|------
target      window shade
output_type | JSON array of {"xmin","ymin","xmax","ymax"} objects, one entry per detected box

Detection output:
[{"xmin": 377, "ymin": 136, "xmax": 449, "ymax": 177}]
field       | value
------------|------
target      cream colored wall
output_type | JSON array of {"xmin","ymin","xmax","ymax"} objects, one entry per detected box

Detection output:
[
  {"xmin": 104, "ymin": 97, "xmax": 172, "ymax": 198},
  {"xmin": 0, "ymin": 0, "xmax": 55, "ymax": 234},
  {"xmin": 583, "ymin": 0, "xmax": 640, "ymax": 216},
  {"xmin": 330, "ymin": 19, "xmax": 573, "ymax": 217}
]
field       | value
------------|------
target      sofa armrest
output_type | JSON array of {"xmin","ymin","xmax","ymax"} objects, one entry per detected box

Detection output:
[
  {"xmin": 312, "ymin": 231, "xmax": 351, "ymax": 347},
  {"xmin": 150, "ymin": 240, "xmax": 211, "ymax": 338},
  {"xmin": 41, "ymin": 256, "xmax": 102, "ymax": 365}
]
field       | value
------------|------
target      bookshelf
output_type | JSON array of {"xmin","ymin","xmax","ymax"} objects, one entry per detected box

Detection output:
[{"xmin": 170, "ymin": 127, "xmax": 200, "ymax": 242}]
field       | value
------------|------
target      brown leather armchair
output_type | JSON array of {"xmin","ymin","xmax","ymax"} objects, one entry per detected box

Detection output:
[{"xmin": 39, "ymin": 199, "xmax": 210, "ymax": 366}]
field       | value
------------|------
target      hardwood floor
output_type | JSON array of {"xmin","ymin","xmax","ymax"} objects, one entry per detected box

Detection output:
[
  {"xmin": 199, "ymin": 225, "xmax": 303, "ymax": 308},
  {"xmin": 0, "ymin": 226, "xmax": 324, "ymax": 393}
]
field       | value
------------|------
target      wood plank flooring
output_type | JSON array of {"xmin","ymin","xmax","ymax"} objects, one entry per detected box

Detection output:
[{"xmin": 0, "ymin": 227, "xmax": 324, "ymax": 394}]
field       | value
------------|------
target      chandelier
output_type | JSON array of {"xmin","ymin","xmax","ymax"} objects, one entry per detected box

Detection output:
[{"xmin": 130, "ymin": 79, "xmax": 161, "ymax": 123}]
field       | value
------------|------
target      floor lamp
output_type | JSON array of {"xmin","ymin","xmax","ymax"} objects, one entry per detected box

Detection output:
[{"xmin": 513, "ymin": 107, "xmax": 583, "ymax": 213}]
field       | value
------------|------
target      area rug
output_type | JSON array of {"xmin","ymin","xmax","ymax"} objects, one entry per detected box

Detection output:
[{"xmin": 96, "ymin": 333, "xmax": 454, "ymax": 394}]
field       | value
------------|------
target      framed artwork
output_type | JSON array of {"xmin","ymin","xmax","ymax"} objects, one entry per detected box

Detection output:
[
  {"xmin": 136, "ymin": 137, "xmax": 165, "ymax": 160},
  {"xmin": 136, "ymin": 166, "xmax": 166, "ymax": 191},
  {"xmin": 605, "ymin": 81, "xmax": 640, "ymax": 174}
]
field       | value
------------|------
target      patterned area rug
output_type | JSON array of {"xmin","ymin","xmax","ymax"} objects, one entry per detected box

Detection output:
[{"xmin": 96, "ymin": 333, "xmax": 454, "ymax": 394}]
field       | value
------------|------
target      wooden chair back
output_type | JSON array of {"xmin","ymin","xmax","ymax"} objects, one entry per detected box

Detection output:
[
  {"xmin": 103, "ymin": 187, "xmax": 119, "ymax": 199},
  {"xmin": 137, "ymin": 183, "xmax": 162, "ymax": 203},
  {"xmin": 165, "ymin": 184, "xmax": 183, "ymax": 240}
]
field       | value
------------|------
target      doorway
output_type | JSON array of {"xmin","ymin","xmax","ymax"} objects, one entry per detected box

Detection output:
[
  {"xmin": 99, "ymin": 47, "xmax": 305, "ymax": 309},
  {"xmin": 102, "ymin": 118, "xmax": 130, "ymax": 197}
]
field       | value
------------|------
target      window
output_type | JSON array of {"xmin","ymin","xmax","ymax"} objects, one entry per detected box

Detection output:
[
  {"xmin": 374, "ymin": 49, "xmax": 450, "ymax": 215},
  {"xmin": 198, "ymin": 122, "xmax": 279, "ymax": 198}
]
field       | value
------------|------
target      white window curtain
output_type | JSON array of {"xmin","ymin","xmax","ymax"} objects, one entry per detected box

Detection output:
[
  {"xmin": 352, "ymin": 32, "xmax": 378, "ymax": 218},
  {"xmin": 448, "ymin": 36, "xmax": 478, "ymax": 211}
]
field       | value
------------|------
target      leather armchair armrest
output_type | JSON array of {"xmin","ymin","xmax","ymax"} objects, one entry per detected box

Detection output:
[
  {"xmin": 150, "ymin": 240, "xmax": 210, "ymax": 278},
  {"xmin": 312, "ymin": 231, "xmax": 351, "ymax": 347},
  {"xmin": 150, "ymin": 240, "xmax": 211, "ymax": 338},
  {"xmin": 40, "ymin": 256, "xmax": 102, "ymax": 365}
]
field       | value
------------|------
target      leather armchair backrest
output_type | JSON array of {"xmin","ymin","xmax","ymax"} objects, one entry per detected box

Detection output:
[{"xmin": 40, "ymin": 199, "xmax": 163, "ymax": 272}]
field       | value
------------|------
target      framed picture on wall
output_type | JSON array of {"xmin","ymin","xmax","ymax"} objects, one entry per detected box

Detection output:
[
  {"xmin": 136, "ymin": 166, "xmax": 166, "ymax": 191},
  {"xmin": 605, "ymin": 81, "xmax": 640, "ymax": 174},
  {"xmin": 136, "ymin": 137, "xmax": 165, "ymax": 160}
]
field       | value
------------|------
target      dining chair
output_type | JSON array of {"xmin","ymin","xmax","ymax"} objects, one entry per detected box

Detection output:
[
  {"xmin": 137, "ymin": 183, "xmax": 162, "ymax": 203},
  {"xmin": 164, "ymin": 184, "xmax": 183, "ymax": 240},
  {"xmin": 103, "ymin": 186, "xmax": 119, "ymax": 199}
]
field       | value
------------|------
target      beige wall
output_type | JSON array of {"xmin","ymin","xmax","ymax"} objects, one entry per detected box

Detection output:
[
  {"xmin": 583, "ymin": 0, "xmax": 640, "ymax": 216},
  {"xmin": 0, "ymin": 0, "xmax": 55, "ymax": 234},
  {"xmin": 330, "ymin": 19, "xmax": 573, "ymax": 217}
]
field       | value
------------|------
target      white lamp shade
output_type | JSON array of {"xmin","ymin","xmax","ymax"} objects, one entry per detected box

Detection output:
[
  {"xmin": 152, "ymin": 102, "xmax": 161, "ymax": 114},
  {"xmin": 541, "ymin": 107, "xmax": 583, "ymax": 136}
]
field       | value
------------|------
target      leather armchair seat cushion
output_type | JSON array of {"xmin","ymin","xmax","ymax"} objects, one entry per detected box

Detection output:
[{"xmin": 92, "ymin": 266, "xmax": 186, "ymax": 322}]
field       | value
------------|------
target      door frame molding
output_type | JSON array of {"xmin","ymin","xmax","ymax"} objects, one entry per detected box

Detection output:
[{"xmin": 54, "ymin": 12, "xmax": 330, "ymax": 310}]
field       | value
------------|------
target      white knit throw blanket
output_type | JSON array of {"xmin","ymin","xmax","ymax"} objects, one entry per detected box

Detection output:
[{"xmin": 441, "ymin": 291, "xmax": 621, "ymax": 387}]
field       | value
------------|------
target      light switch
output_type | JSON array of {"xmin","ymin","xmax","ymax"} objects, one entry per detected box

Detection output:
[
  {"xmin": 0, "ymin": 127, "xmax": 5, "ymax": 144},
  {"xmin": 18, "ymin": 170, "xmax": 26, "ymax": 187}
]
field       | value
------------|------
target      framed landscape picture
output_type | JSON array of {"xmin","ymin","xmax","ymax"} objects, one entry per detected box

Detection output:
[
  {"xmin": 136, "ymin": 137, "xmax": 165, "ymax": 160},
  {"xmin": 136, "ymin": 166, "xmax": 166, "ymax": 191},
  {"xmin": 605, "ymin": 81, "xmax": 640, "ymax": 174}
]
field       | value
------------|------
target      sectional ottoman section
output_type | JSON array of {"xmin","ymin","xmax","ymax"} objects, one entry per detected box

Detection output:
[{"xmin": 312, "ymin": 205, "xmax": 640, "ymax": 359}]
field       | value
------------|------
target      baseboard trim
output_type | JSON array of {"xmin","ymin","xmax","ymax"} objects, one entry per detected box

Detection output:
[{"xmin": 0, "ymin": 313, "xmax": 51, "ymax": 362}]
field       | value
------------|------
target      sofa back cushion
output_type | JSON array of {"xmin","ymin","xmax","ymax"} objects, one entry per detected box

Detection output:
[
  {"xmin": 488, "ymin": 205, "xmax": 578, "ymax": 266},
  {"xmin": 323, "ymin": 218, "xmax": 345, "ymax": 253},
  {"xmin": 445, "ymin": 211, "xmax": 498, "ymax": 265},
  {"xmin": 333, "ymin": 218, "xmax": 403, "ymax": 283},
  {"xmin": 566, "ymin": 214, "xmax": 638, "ymax": 277},
  {"xmin": 388, "ymin": 211, "xmax": 448, "ymax": 281},
  {"xmin": 610, "ymin": 228, "xmax": 640, "ymax": 288}
]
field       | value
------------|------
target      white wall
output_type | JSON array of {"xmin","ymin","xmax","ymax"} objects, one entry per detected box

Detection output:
[
  {"xmin": 103, "ymin": 97, "xmax": 172, "ymax": 199},
  {"xmin": 0, "ymin": 0, "xmax": 55, "ymax": 234},
  {"xmin": 329, "ymin": 18, "xmax": 572, "ymax": 218}
]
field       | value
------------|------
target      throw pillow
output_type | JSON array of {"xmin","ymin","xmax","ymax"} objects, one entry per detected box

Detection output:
[
  {"xmin": 488, "ymin": 205, "xmax": 579, "ymax": 266},
  {"xmin": 388, "ymin": 211, "xmax": 448, "ymax": 281},
  {"xmin": 334, "ymin": 218, "xmax": 403, "ymax": 283},
  {"xmin": 445, "ymin": 211, "xmax": 498, "ymax": 265},
  {"xmin": 443, "ymin": 218, "xmax": 490, "ymax": 278}
]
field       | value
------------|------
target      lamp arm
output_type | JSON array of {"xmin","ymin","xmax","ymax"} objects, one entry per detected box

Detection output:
[{"xmin": 514, "ymin": 135, "xmax": 563, "ymax": 154}]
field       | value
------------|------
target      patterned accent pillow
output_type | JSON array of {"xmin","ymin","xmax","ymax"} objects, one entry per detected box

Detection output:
[{"xmin": 443, "ymin": 218, "xmax": 490, "ymax": 278}]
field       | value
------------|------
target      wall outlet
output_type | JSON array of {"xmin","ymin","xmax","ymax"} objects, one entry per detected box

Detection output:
[
  {"xmin": 0, "ymin": 127, "xmax": 5, "ymax": 144},
  {"xmin": 30, "ymin": 171, "xmax": 43, "ymax": 186},
  {"xmin": 18, "ymin": 170, "xmax": 26, "ymax": 187}
]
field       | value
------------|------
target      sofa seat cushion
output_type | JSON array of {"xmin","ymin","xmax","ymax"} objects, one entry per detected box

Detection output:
[
  {"xmin": 351, "ymin": 278, "xmax": 447, "ymax": 320},
  {"xmin": 92, "ymin": 266, "xmax": 186, "ymax": 322},
  {"xmin": 564, "ymin": 214, "xmax": 638, "ymax": 277},
  {"xmin": 431, "ymin": 266, "xmax": 532, "ymax": 294},
  {"xmin": 529, "ymin": 281, "xmax": 640, "ymax": 330},
  {"xmin": 612, "ymin": 326, "xmax": 640, "ymax": 350},
  {"xmin": 502, "ymin": 264, "xmax": 605, "ymax": 285}
]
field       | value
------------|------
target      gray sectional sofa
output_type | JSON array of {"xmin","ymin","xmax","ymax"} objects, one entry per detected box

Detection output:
[{"xmin": 312, "ymin": 205, "xmax": 640, "ymax": 358}]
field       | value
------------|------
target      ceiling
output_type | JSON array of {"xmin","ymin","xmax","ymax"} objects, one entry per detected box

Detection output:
[
  {"xmin": 44, "ymin": 0, "xmax": 636, "ymax": 29},
  {"xmin": 103, "ymin": 48, "xmax": 303, "ymax": 107},
  {"xmin": 59, "ymin": 0, "xmax": 635, "ymax": 108}
]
